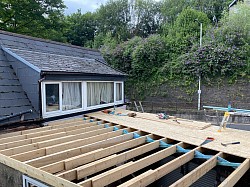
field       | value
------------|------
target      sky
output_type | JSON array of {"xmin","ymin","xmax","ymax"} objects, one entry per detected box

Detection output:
[
  {"xmin": 63, "ymin": 0, "xmax": 108, "ymax": 15},
  {"xmin": 63, "ymin": 0, "xmax": 161, "ymax": 15}
]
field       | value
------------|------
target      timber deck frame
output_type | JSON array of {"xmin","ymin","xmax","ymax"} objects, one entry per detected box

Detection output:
[{"xmin": 0, "ymin": 109, "xmax": 249, "ymax": 187}]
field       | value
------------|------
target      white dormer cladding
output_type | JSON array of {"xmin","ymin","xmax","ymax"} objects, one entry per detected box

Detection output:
[{"xmin": 41, "ymin": 80, "xmax": 124, "ymax": 118}]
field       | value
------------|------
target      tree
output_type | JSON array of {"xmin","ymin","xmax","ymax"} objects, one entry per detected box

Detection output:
[
  {"xmin": 130, "ymin": 0, "xmax": 162, "ymax": 37},
  {"xmin": 95, "ymin": 0, "xmax": 131, "ymax": 41},
  {"xmin": 166, "ymin": 8, "xmax": 211, "ymax": 58},
  {"xmin": 160, "ymin": 0, "xmax": 189, "ymax": 25},
  {"xmin": 65, "ymin": 10, "xmax": 96, "ymax": 47},
  {"xmin": 189, "ymin": 0, "xmax": 232, "ymax": 21},
  {"xmin": 0, "ymin": 0, "xmax": 66, "ymax": 41},
  {"xmin": 178, "ymin": 2, "xmax": 250, "ymax": 80}
]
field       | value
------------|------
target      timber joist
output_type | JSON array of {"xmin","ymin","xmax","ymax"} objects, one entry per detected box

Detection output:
[{"xmin": 0, "ymin": 111, "xmax": 249, "ymax": 187}]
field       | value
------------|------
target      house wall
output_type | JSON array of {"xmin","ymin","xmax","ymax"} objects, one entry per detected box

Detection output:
[
  {"xmin": 4, "ymin": 51, "xmax": 41, "ymax": 115},
  {"xmin": 0, "ymin": 162, "xmax": 22, "ymax": 187},
  {"xmin": 0, "ymin": 162, "xmax": 52, "ymax": 187}
]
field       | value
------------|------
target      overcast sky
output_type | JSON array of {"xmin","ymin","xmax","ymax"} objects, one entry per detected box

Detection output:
[
  {"xmin": 63, "ymin": 0, "xmax": 161, "ymax": 15},
  {"xmin": 63, "ymin": 0, "xmax": 108, "ymax": 15}
]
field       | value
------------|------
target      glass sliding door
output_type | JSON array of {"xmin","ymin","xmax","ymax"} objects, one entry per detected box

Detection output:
[
  {"xmin": 62, "ymin": 82, "xmax": 82, "ymax": 111},
  {"xmin": 45, "ymin": 84, "xmax": 60, "ymax": 112},
  {"xmin": 87, "ymin": 82, "xmax": 114, "ymax": 107}
]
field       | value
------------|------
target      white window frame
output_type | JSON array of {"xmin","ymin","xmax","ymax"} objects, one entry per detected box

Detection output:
[
  {"xmin": 42, "ymin": 81, "xmax": 84, "ymax": 118},
  {"xmin": 114, "ymin": 81, "xmax": 124, "ymax": 103},
  {"xmin": 23, "ymin": 175, "xmax": 48, "ymax": 187},
  {"xmin": 42, "ymin": 82, "xmax": 61, "ymax": 116},
  {"xmin": 41, "ymin": 80, "xmax": 124, "ymax": 118},
  {"xmin": 61, "ymin": 81, "xmax": 83, "ymax": 112},
  {"xmin": 86, "ymin": 81, "xmax": 115, "ymax": 110}
]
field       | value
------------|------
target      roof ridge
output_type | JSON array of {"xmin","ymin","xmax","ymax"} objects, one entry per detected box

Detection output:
[{"xmin": 0, "ymin": 30, "xmax": 100, "ymax": 52}]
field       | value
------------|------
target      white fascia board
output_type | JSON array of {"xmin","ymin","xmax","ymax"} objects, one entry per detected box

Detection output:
[{"xmin": 2, "ymin": 46, "xmax": 41, "ymax": 73}]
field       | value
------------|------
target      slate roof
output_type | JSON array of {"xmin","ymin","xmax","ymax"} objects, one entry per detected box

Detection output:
[
  {"xmin": 8, "ymin": 48, "xmax": 126, "ymax": 76},
  {"xmin": 0, "ymin": 50, "xmax": 38, "ymax": 122},
  {"xmin": 0, "ymin": 30, "xmax": 105, "ymax": 62}
]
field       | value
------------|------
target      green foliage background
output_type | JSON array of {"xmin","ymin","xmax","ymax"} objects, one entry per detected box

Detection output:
[{"xmin": 0, "ymin": 0, "xmax": 249, "ymax": 100}]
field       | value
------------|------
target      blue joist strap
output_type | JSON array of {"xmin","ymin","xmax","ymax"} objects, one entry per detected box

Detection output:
[
  {"xmin": 195, "ymin": 150, "xmax": 213, "ymax": 160},
  {"xmin": 122, "ymin": 129, "xmax": 129, "ymax": 134},
  {"xmin": 146, "ymin": 136, "xmax": 155, "ymax": 143},
  {"xmin": 133, "ymin": 132, "xmax": 141, "ymax": 139},
  {"xmin": 83, "ymin": 117, "xmax": 87, "ymax": 120},
  {"xmin": 89, "ymin": 119, "xmax": 94, "ymax": 122},
  {"xmin": 113, "ymin": 126, "xmax": 119, "ymax": 131},
  {"xmin": 194, "ymin": 151, "xmax": 241, "ymax": 169},
  {"xmin": 97, "ymin": 121, "xmax": 102, "ymax": 125},
  {"xmin": 104, "ymin": 124, "xmax": 110, "ymax": 128},
  {"xmin": 176, "ymin": 145, "xmax": 190, "ymax": 153},
  {"xmin": 159, "ymin": 140, "xmax": 172, "ymax": 148},
  {"xmin": 217, "ymin": 156, "xmax": 241, "ymax": 169}
]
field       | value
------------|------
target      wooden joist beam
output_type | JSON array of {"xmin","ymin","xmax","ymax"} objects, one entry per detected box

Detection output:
[
  {"xmin": 45, "ymin": 136, "xmax": 148, "ymax": 174},
  {"xmin": 0, "ymin": 139, "xmax": 32, "ymax": 151},
  {"xmin": 24, "ymin": 130, "xmax": 136, "ymax": 168},
  {"xmin": 79, "ymin": 142, "xmax": 183, "ymax": 187},
  {"xmin": 57, "ymin": 136, "xmax": 161, "ymax": 181},
  {"xmin": 36, "ymin": 125, "xmax": 110, "ymax": 148},
  {"xmin": 45, "ymin": 128, "xmax": 122, "ymax": 155},
  {"xmin": 0, "ymin": 120, "xmax": 98, "ymax": 144},
  {"xmin": 118, "ymin": 147, "xmax": 201, "ymax": 187},
  {"xmin": 0, "ymin": 123, "xmax": 104, "ymax": 152},
  {"xmin": 219, "ymin": 158, "xmax": 250, "ymax": 187},
  {"xmin": 0, "ymin": 122, "xmax": 106, "ymax": 156},
  {"xmin": 169, "ymin": 152, "xmax": 223, "ymax": 187},
  {"xmin": 76, "ymin": 138, "xmax": 163, "ymax": 181},
  {"xmin": 11, "ymin": 128, "xmax": 124, "ymax": 161},
  {"xmin": 0, "ymin": 153, "xmax": 81, "ymax": 187},
  {"xmin": 32, "ymin": 123, "xmax": 105, "ymax": 145},
  {"xmin": 48, "ymin": 117, "xmax": 86, "ymax": 126},
  {"xmin": 0, "ymin": 118, "xmax": 87, "ymax": 139}
]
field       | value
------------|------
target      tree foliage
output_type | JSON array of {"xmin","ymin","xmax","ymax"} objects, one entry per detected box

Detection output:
[
  {"xmin": 95, "ymin": 0, "xmax": 131, "ymax": 41},
  {"xmin": 177, "ymin": 2, "xmax": 250, "ymax": 80},
  {"xmin": 166, "ymin": 8, "xmax": 211, "ymax": 57},
  {"xmin": 0, "ymin": 0, "xmax": 248, "ymax": 99},
  {"xmin": 0, "ymin": 0, "xmax": 66, "ymax": 41},
  {"xmin": 65, "ymin": 10, "xmax": 96, "ymax": 47}
]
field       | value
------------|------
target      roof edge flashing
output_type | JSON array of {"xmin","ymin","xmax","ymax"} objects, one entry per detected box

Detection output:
[
  {"xmin": 41, "ymin": 70, "xmax": 126, "ymax": 77},
  {"xmin": 2, "ymin": 46, "xmax": 41, "ymax": 73}
]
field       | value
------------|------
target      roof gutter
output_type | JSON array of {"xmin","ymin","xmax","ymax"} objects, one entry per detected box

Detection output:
[
  {"xmin": 1, "ymin": 46, "xmax": 41, "ymax": 73},
  {"xmin": 41, "ymin": 71, "xmax": 126, "ymax": 77},
  {"xmin": 0, "ymin": 109, "xmax": 33, "ymax": 124}
]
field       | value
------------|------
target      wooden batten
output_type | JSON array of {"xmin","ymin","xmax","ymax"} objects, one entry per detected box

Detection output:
[
  {"xmin": 25, "ymin": 130, "xmax": 135, "ymax": 168},
  {"xmin": 63, "ymin": 135, "xmax": 147, "ymax": 171},
  {"xmin": 79, "ymin": 143, "xmax": 180, "ymax": 187},
  {"xmin": 57, "ymin": 137, "xmax": 160, "ymax": 181},
  {"xmin": 118, "ymin": 147, "xmax": 201, "ymax": 187},
  {"xmin": 219, "ymin": 158, "xmax": 250, "ymax": 187},
  {"xmin": 169, "ymin": 152, "xmax": 223, "ymax": 187}
]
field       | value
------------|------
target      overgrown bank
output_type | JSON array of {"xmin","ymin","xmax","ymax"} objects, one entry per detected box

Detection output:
[{"xmin": 101, "ymin": 3, "xmax": 250, "ymax": 103}]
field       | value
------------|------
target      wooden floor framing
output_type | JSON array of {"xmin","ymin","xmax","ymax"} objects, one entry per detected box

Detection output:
[{"xmin": 0, "ymin": 109, "xmax": 249, "ymax": 187}]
